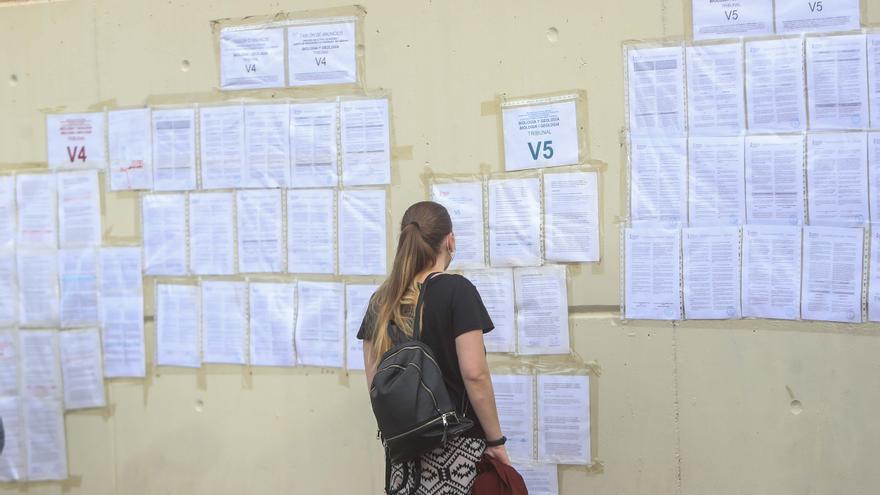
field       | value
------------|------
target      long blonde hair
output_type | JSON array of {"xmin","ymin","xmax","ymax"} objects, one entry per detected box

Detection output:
[{"xmin": 369, "ymin": 201, "xmax": 452, "ymax": 364}]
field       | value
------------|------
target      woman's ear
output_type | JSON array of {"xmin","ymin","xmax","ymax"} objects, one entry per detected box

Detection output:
[{"xmin": 447, "ymin": 232, "xmax": 456, "ymax": 253}]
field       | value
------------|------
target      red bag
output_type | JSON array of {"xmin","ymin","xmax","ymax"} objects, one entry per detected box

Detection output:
[{"xmin": 472, "ymin": 454, "xmax": 529, "ymax": 495}]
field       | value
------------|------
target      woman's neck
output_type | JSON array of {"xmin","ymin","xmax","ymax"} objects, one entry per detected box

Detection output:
[{"xmin": 415, "ymin": 257, "xmax": 449, "ymax": 283}]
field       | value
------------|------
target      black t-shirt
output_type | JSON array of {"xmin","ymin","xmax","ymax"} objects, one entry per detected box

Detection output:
[{"xmin": 357, "ymin": 273, "xmax": 494, "ymax": 439}]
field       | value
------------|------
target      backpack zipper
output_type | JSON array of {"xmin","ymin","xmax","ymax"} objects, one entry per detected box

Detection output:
[
  {"xmin": 383, "ymin": 411, "xmax": 458, "ymax": 443},
  {"xmin": 380, "ymin": 345, "xmax": 442, "ymax": 372}
]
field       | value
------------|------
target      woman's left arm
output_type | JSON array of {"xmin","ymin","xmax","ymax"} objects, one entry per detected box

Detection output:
[{"xmin": 363, "ymin": 341, "xmax": 376, "ymax": 391}]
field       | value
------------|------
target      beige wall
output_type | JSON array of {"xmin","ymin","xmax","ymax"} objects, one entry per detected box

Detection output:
[{"xmin": 1, "ymin": 0, "xmax": 879, "ymax": 493}]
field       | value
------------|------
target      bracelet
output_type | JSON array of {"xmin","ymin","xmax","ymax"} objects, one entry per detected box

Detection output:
[{"xmin": 485, "ymin": 435, "xmax": 507, "ymax": 447}]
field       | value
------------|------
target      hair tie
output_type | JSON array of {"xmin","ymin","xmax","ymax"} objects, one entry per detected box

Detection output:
[{"xmin": 406, "ymin": 221, "xmax": 421, "ymax": 231}]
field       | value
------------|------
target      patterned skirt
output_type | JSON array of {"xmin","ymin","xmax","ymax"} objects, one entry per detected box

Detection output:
[{"xmin": 387, "ymin": 436, "xmax": 486, "ymax": 495}]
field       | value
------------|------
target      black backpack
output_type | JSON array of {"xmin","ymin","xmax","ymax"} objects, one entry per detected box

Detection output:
[{"xmin": 370, "ymin": 274, "xmax": 473, "ymax": 487}]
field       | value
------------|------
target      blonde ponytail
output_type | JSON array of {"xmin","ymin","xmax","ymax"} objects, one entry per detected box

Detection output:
[{"xmin": 369, "ymin": 202, "xmax": 452, "ymax": 364}]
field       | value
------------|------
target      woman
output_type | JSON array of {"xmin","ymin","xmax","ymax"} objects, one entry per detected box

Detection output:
[{"xmin": 358, "ymin": 201, "xmax": 511, "ymax": 494}]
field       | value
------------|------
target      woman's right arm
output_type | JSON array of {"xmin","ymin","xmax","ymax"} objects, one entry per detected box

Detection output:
[{"xmin": 455, "ymin": 330, "xmax": 511, "ymax": 465}]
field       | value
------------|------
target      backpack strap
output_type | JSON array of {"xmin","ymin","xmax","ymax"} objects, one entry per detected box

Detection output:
[{"xmin": 411, "ymin": 272, "xmax": 442, "ymax": 341}]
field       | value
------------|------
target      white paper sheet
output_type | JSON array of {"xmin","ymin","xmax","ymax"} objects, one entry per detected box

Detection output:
[
  {"xmin": 220, "ymin": 27, "xmax": 286, "ymax": 90},
  {"xmin": 431, "ymin": 181, "xmax": 486, "ymax": 269},
  {"xmin": 108, "ymin": 108, "xmax": 153, "ymax": 191},
  {"xmin": 295, "ymin": 281, "xmax": 345, "ymax": 368},
  {"xmin": 46, "ymin": 112, "xmax": 106, "ymax": 170},
  {"xmin": 287, "ymin": 21, "xmax": 357, "ymax": 86},
  {"xmin": 59, "ymin": 328, "xmax": 105, "ymax": 410},
  {"xmin": 287, "ymin": 188, "xmax": 336, "ymax": 274},
  {"xmin": 57, "ymin": 169, "xmax": 101, "ymax": 248},
  {"xmin": 806, "ymin": 34, "xmax": 869, "ymax": 130},
  {"xmin": 626, "ymin": 46, "xmax": 686, "ymax": 136},
  {"xmin": 513, "ymin": 463, "xmax": 559, "ymax": 495},
  {"xmin": 19, "ymin": 330, "xmax": 61, "ymax": 399},
  {"xmin": 624, "ymin": 228, "xmax": 682, "ymax": 320},
  {"xmin": 24, "ymin": 397, "xmax": 67, "ymax": 481},
  {"xmin": 871, "ymin": 133, "xmax": 880, "ymax": 221},
  {"xmin": 100, "ymin": 296, "xmax": 144, "ymax": 378},
  {"xmin": 341, "ymin": 99, "xmax": 391, "ymax": 186},
  {"xmin": 200, "ymin": 105, "xmax": 245, "ymax": 189},
  {"xmin": 806, "ymin": 132, "xmax": 868, "ymax": 226},
  {"xmin": 775, "ymin": 0, "xmax": 860, "ymax": 34},
  {"xmin": 502, "ymin": 100, "xmax": 579, "ymax": 171},
  {"xmin": 0, "ymin": 397, "xmax": 24, "ymax": 481},
  {"xmin": 244, "ymin": 103, "xmax": 291, "ymax": 188},
  {"xmin": 543, "ymin": 171, "xmax": 600, "ymax": 262},
  {"xmin": 189, "ymin": 192, "xmax": 235, "ymax": 275},
  {"xmin": 683, "ymin": 227, "xmax": 741, "ymax": 319},
  {"xmin": 744, "ymin": 134, "xmax": 806, "ymax": 225},
  {"xmin": 0, "ymin": 176, "xmax": 14, "ymax": 249},
  {"xmin": 491, "ymin": 374, "xmax": 535, "ymax": 462},
  {"xmin": 98, "ymin": 246, "xmax": 142, "ymax": 307},
  {"xmin": 201, "ymin": 281, "xmax": 247, "ymax": 365},
  {"xmin": 488, "ymin": 178, "xmax": 542, "ymax": 267},
  {"xmin": 688, "ymin": 136, "xmax": 745, "ymax": 226},
  {"xmin": 745, "ymin": 38, "xmax": 808, "ymax": 132},
  {"xmin": 630, "ymin": 137, "xmax": 687, "ymax": 226},
  {"xmin": 339, "ymin": 188, "xmax": 387, "ymax": 276},
  {"xmin": 0, "ymin": 252, "xmax": 17, "ymax": 327},
  {"xmin": 686, "ymin": 43, "xmax": 746, "ymax": 135},
  {"xmin": 156, "ymin": 284, "xmax": 200, "ymax": 368},
  {"xmin": 345, "ymin": 283, "xmax": 377, "ymax": 371},
  {"xmin": 691, "ymin": 0, "xmax": 773, "ymax": 40},
  {"xmin": 152, "ymin": 108, "xmax": 197, "ymax": 191},
  {"xmin": 741, "ymin": 225, "xmax": 802, "ymax": 320},
  {"xmin": 868, "ymin": 225, "xmax": 880, "ymax": 322},
  {"xmin": 537, "ymin": 374, "xmax": 590, "ymax": 465},
  {"xmin": 99, "ymin": 247, "xmax": 145, "ymax": 378},
  {"xmin": 514, "ymin": 266, "xmax": 569, "ymax": 355},
  {"xmin": 16, "ymin": 173, "xmax": 57, "ymax": 248},
  {"xmin": 250, "ymin": 282, "xmax": 296, "ymax": 367},
  {"xmin": 801, "ymin": 226, "xmax": 863, "ymax": 323},
  {"xmin": 0, "ymin": 331, "xmax": 18, "ymax": 396},
  {"xmin": 237, "ymin": 189, "xmax": 283, "ymax": 273},
  {"xmin": 466, "ymin": 269, "xmax": 515, "ymax": 354},
  {"xmin": 17, "ymin": 250, "xmax": 59, "ymax": 327},
  {"xmin": 58, "ymin": 248, "xmax": 99, "ymax": 328},
  {"xmin": 869, "ymin": 35, "xmax": 880, "ymax": 129},
  {"xmin": 142, "ymin": 193, "xmax": 187, "ymax": 276},
  {"xmin": 290, "ymin": 102, "xmax": 339, "ymax": 188}
]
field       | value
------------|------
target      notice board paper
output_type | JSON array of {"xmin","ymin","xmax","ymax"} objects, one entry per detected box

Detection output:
[
  {"xmin": 287, "ymin": 21, "xmax": 357, "ymax": 87},
  {"xmin": 250, "ymin": 282, "xmax": 296, "ymax": 367},
  {"xmin": 108, "ymin": 108, "xmax": 153, "ymax": 191},
  {"xmin": 46, "ymin": 112, "xmax": 106, "ymax": 170},
  {"xmin": 287, "ymin": 188, "xmax": 336, "ymax": 274},
  {"xmin": 626, "ymin": 46, "xmax": 686, "ymax": 136},
  {"xmin": 537, "ymin": 374, "xmax": 590, "ymax": 465},
  {"xmin": 295, "ymin": 281, "xmax": 345, "ymax": 368},
  {"xmin": 152, "ymin": 108, "xmax": 197, "ymax": 192},
  {"xmin": 514, "ymin": 265, "xmax": 570, "ymax": 355},
  {"xmin": 742, "ymin": 224, "xmax": 802, "ymax": 320},
  {"xmin": 624, "ymin": 228, "xmax": 682, "ymax": 320},
  {"xmin": 467, "ymin": 269, "xmax": 516, "ymax": 354},
  {"xmin": 488, "ymin": 177, "xmax": 542, "ymax": 267},
  {"xmin": 801, "ymin": 226, "xmax": 863, "ymax": 323},
  {"xmin": 201, "ymin": 281, "xmax": 247, "ymax": 365},
  {"xmin": 683, "ymin": 227, "xmax": 741, "ymax": 320},
  {"xmin": 432, "ymin": 181, "xmax": 486, "ymax": 269},
  {"xmin": 220, "ymin": 27, "xmax": 285, "ymax": 90},
  {"xmin": 59, "ymin": 328, "xmax": 106, "ymax": 410},
  {"xmin": 502, "ymin": 100, "xmax": 579, "ymax": 171}
]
